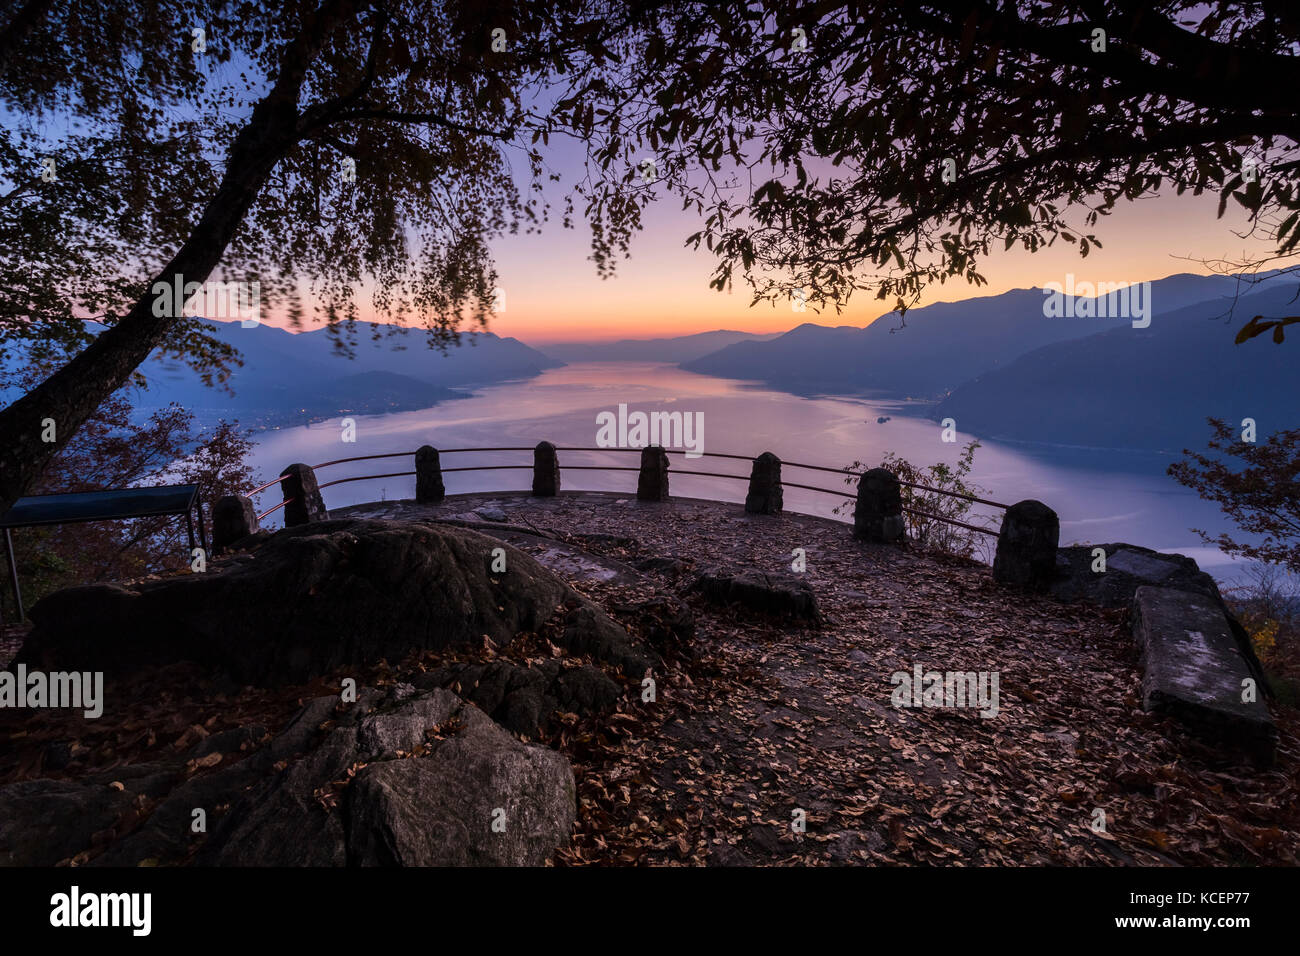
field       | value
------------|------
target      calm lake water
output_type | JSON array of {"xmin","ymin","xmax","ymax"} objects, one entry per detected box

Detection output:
[{"xmin": 248, "ymin": 362, "xmax": 1248, "ymax": 581}]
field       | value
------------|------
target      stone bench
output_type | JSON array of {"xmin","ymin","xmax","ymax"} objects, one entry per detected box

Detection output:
[{"xmin": 1131, "ymin": 585, "xmax": 1277, "ymax": 764}]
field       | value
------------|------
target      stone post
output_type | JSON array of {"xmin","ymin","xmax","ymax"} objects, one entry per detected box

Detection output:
[
  {"xmin": 637, "ymin": 446, "xmax": 670, "ymax": 501},
  {"xmin": 416, "ymin": 445, "xmax": 446, "ymax": 504},
  {"xmin": 993, "ymin": 499, "xmax": 1060, "ymax": 592},
  {"xmin": 854, "ymin": 467, "xmax": 906, "ymax": 543},
  {"xmin": 532, "ymin": 441, "xmax": 560, "ymax": 497},
  {"xmin": 279, "ymin": 463, "xmax": 328, "ymax": 527},
  {"xmin": 745, "ymin": 451, "xmax": 783, "ymax": 514},
  {"xmin": 212, "ymin": 495, "xmax": 259, "ymax": 553}
]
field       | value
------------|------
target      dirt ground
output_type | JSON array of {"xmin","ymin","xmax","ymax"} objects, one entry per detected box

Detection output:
[
  {"xmin": 341, "ymin": 492, "xmax": 1300, "ymax": 866},
  {"xmin": 2, "ymin": 490, "xmax": 1296, "ymax": 866}
]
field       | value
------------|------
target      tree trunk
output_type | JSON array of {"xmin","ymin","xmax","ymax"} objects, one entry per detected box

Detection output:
[{"xmin": 0, "ymin": 0, "xmax": 358, "ymax": 517}]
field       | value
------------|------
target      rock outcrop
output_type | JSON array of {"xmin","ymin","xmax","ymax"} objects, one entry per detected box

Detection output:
[
  {"xmin": 1052, "ymin": 542, "xmax": 1222, "ymax": 608},
  {"xmin": 200, "ymin": 686, "xmax": 574, "ymax": 866},
  {"xmin": 1053, "ymin": 542, "xmax": 1267, "ymax": 688},
  {"xmin": 0, "ymin": 685, "xmax": 577, "ymax": 867},
  {"xmin": 18, "ymin": 518, "xmax": 655, "ymax": 685},
  {"xmin": 689, "ymin": 568, "xmax": 821, "ymax": 621},
  {"xmin": 415, "ymin": 660, "xmax": 621, "ymax": 737}
]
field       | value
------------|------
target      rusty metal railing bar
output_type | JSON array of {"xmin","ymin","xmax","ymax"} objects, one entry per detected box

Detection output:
[
  {"xmin": 250, "ymin": 445, "xmax": 1011, "ymax": 530},
  {"xmin": 318, "ymin": 471, "xmax": 416, "ymax": 490},
  {"xmin": 258, "ymin": 498, "xmax": 294, "ymax": 521},
  {"xmin": 901, "ymin": 506, "xmax": 1000, "ymax": 537}
]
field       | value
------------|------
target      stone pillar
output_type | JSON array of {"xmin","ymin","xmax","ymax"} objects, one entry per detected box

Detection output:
[
  {"xmin": 279, "ymin": 463, "xmax": 328, "ymax": 526},
  {"xmin": 532, "ymin": 441, "xmax": 560, "ymax": 497},
  {"xmin": 637, "ymin": 446, "xmax": 670, "ymax": 501},
  {"xmin": 854, "ymin": 467, "xmax": 905, "ymax": 543},
  {"xmin": 745, "ymin": 451, "xmax": 783, "ymax": 514},
  {"xmin": 416, "ymin": 445, "xmax": 445, "ymax": 504},
  {"xmin": 993, "ymin": 499, "xmax": 1060, "ymax": 592},
  {"xmin": 212, "ymin": 495, "xmax": 259, "ymax": 552}
]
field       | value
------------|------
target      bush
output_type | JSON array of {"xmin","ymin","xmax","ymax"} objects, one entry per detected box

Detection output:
[
  {"xmin": 1223, "ymin": 562, "xmax": 1300, "ymax": 707},
  {"xmin": 835, "ymin": 440, "xmax": 998, "ymax": 560}
]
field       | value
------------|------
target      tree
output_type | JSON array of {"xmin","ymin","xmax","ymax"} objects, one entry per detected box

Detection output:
[
  {"xmin": 0, "ymin": 0, "xmax": 633, "ymax": 516},
  {"xmin": 572, "ymin": 2, "xmax": 1300, "ymax": 328},
  {"xmin": 7, "ymin": 1, "xmax": 1300, "ymax": 521},
  {"xmin": 1168, "ymin": 418, "xmax": 1300, "ymax": 575}
]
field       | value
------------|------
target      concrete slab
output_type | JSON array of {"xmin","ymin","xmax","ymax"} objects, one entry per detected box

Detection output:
[{"xmin": 1131, "ymin": 586, "xmax": 1276, "ymax": 763}]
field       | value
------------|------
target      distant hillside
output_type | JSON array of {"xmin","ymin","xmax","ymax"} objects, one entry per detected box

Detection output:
[
  {"xmin": 230, "ymin": 371, "xmax": 466, "ymax": 428},
  {"xmin": 540, "ymin": 329, "xmax": 780, "ymax": 363},
  {"xmin": 682, "ymin": 273, "xmax": 1251, "ymax": 399},
  {"xmin": 933, "ymin": 283, "xmax": 1300, "ymax": 452},
  {"xmin": 133, "ymin": 319, "xmax": 561, "ymax": 428}
]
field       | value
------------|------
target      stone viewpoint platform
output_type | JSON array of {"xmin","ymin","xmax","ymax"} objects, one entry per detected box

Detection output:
[{"xmin": 2, "ymin": 491, "xmax": 1294, "ymax": 866}]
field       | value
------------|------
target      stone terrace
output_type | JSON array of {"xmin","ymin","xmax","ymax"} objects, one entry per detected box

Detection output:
[{"xmin": 330, "ymin": 491, "xmax": 1300, "ymax": 866}]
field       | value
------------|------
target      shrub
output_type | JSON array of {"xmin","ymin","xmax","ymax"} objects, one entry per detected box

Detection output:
[{"xmin": 835, "ymin": 440, "xmax": 998, "ymax": 559}]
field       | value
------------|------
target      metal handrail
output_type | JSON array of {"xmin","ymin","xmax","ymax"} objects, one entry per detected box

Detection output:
[
  {"xmin": 258, "ymin": 498, "xmax": 294, "ymax": 521},
  {"xmin": 248, "ymin": 443, "xmax": 1010, "ymax": 534}
]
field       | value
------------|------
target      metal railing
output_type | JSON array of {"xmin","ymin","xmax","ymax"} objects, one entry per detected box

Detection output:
[{"xmin": 249, "ymin": 445, "xmax": 1007, "ymax": 536}]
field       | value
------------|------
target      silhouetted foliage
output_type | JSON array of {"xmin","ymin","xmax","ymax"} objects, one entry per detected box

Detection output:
[{"xmin": 1169, "ymin": 418, "xmax": 1300, "ymax": 574}]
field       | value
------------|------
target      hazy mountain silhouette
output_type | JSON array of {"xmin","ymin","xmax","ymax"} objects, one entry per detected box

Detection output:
[
  {"xmin": 134, "ymin": 319, "xmax": 561, "ymax": 426},
  {"xmin": 682, "ymin": 273, "xmax": 1253, "ymax": 399},
  {"xmin": 541, "ymin": 330, "xmax": 780, "ymax": 363},
  {"xmin": 933, "ymin": 282, "xmax": 1300, "ymax": 452}
]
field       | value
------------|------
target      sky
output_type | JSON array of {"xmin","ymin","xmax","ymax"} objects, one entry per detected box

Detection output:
[
  {"xmin": 482, "ymin": 184, "xmax": 1290, "ymax": 345},
  {"xmin": 267, "ymin": 179, "xmax": 1288, "ymax": 346},
  {"xmin": 13, "ymin": 40, "xmax": 1287, "ymax": 350}
]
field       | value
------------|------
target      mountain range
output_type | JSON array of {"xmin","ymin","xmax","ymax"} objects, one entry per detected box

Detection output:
[
  {"xmin": 678, "ymin": 272, "xmax": 1298, "ymax": 452},
  {"xmin": 932, "ymin": 282, "xmax": 1300, "ymax": 452},
  {"xmin": 100, "ymin": 271, "xmax": 1300, "ymax": 453},
  {"xmin": 540, "ymin": 329, "xmax": 780, "ymax": 363},
  {"xmin": 134, "ymin": 319, "xmax": 562, "ymax": 428},
  {"xmin": 681, "ymin": 273, "xmax": 1257, "ymax": 399}
]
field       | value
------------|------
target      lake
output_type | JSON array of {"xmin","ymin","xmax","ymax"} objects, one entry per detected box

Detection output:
[{"xmin": 247, "ymin": 361, "xmax": 1249, "ymax": 582}]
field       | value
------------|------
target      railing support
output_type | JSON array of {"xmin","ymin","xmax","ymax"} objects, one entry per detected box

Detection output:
[
  {"xmin": 279, "ymin": 463, "xmax": 328, "ymax": 526},
  {"xmin": 532, "ymin": 441, "xmax": 560, "ymax": 496},
  {"xmin": 993, "ymin": 499, "xmax": 1059, "ymax": 592},
  {"xmin": 212, "ymin": 494, "xmax": 260, "ymax": 552},
  {"xmin": 637, "ymin": 446, "xmax": 670, "ymax": 501},
  {"xmin": 745, "ymin": 451, "xmax": 783, "ymax": 514},
  {"xmin": 854, "ymin": 467, "xmax": 906, "ymax": 543},
  {"xmin": 416, "ymin": 445, "xmax": 446, "ymax": 504}
]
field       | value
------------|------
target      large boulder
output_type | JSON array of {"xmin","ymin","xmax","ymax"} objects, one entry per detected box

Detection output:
[
  {"xmin": 2, "ymin": 687, "xmax": 577, "ymax": 868},
  {"xmin": 200, "ymin": 687, "xmax": 575, "ymax": 866},
  {"xmin": 16, "ymin": 519, "xmax": 610, "ymax": 685},
  {"xmin": 1052, "ymin": 542, "xmax": 1221, "ymax": 608}
]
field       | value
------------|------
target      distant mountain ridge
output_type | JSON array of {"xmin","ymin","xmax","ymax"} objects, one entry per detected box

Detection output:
[
  {"xmin": 933, "ymin": 282, "xmax": 1300, "ymax": 452},
  {"xmin": 133, "ymin": 319, "xmax": 562, "ymax": 428},
  {"xmin": 540, "ymin": 329, "xmax": 781, "ymax": 363},
  {"xmin": 682, "ymin": 273, "xmax": 1260, "ymax": 399}
]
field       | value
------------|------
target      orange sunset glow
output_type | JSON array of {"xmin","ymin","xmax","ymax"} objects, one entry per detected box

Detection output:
[{"xmin": 264, "ymin": 188, "xmax": 1293, "ymax": 344}]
